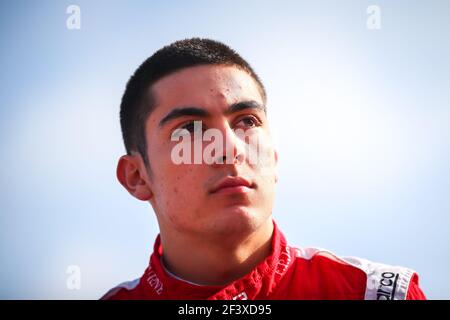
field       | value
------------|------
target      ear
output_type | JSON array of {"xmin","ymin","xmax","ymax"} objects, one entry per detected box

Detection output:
[{"xmin": 116, "ymin": 154, "xmax": 153, "ymax": 201}]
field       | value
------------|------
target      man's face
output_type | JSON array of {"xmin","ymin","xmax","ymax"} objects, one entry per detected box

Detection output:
[{"xmin": 144, "ymin": 65, "xmax": 277, "ymax": 238}]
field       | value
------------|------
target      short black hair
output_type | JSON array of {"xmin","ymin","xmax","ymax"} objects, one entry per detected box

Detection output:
[{"xmin": 119, "ymin": 37, "xmax": 267, "ymax": 166}]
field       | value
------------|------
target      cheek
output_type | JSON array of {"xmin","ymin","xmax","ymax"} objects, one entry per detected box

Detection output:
[
  {"xmin": 248, "ymin": 131, "xmax": 277, "ymax": 176},
  {"xmin": 154, "ymin": 163, "xmax": 207, "ymax": 216},
  {"xmin": 148, "ymin": 134, "xmax": 209, "ymax": 223}
]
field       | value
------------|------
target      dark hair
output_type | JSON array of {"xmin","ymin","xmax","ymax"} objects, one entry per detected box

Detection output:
[{"xmin": 119, "ymin": 37, "xmax": 266, "ymax": 166}]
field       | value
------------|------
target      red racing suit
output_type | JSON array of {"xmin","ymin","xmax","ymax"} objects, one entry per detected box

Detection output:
[{"xmin": 102, "ymin": 222, "xmax": 426, "ymax": 300}]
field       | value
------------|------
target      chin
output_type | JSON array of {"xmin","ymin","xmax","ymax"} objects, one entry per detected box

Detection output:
[{"xmin": 208, "ymin": 206, "xmax": 268, "ymax": 237}]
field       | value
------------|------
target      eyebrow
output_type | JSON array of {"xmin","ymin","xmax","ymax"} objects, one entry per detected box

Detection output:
[{"xmin": 158, "ymin": 100, "xmax": 265, "ymax": 128}]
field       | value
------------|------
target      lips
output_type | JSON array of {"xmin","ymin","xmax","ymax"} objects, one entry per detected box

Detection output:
[{"xmin": 210, "ymin": 176, "xmax": 254, "ymax": 195}]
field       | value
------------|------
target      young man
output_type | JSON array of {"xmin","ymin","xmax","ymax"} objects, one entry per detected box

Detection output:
[{"xmin": 103, "ymin": 38, "xmax": 426, "ymax": 300}]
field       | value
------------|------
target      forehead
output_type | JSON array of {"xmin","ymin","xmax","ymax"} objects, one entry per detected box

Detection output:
[{"xmin": 149, "ymin": 65, "xmax": 264, "ymax": 116}]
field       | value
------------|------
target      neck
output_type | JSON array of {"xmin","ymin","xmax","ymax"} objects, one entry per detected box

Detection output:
[{"xmin": 158, "ymin": 218, "xmax": 274, "ymax": 286}]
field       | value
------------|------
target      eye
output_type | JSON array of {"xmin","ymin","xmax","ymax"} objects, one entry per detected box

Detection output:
[
  {"xmin": 180, "ymin": 121, "xmax": 197, "ymax": 133},
  {"xmin": 235, "ymin": 115, "xmax": 261, "ymax": 129},
  {"xmin": 171, "ymin": 120, "xmax": 205, "ymax": 139}
]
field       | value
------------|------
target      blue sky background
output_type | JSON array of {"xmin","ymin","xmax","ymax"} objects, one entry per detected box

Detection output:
[{"xmin": 0, "ymin": 0, "xmax": 449, "ymax": 299}]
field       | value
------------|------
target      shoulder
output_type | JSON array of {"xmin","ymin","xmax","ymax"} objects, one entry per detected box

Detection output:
[
  {"xmin": 100, "ymin": 277, "xmax": 142, "ymax": 300},
  {"xmin": 289, "ymin": 247, "xmax": 426, "ymax": 300}
]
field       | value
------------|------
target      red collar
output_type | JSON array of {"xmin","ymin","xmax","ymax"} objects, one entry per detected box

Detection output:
[{"xmin": 141, "ymin": 221, "xmax": 292, "ymax": 300}]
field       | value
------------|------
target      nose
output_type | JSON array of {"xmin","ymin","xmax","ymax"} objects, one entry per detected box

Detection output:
[{"xmin": 211, "ymin": 124, "xmax": 246, "ymax": 167}]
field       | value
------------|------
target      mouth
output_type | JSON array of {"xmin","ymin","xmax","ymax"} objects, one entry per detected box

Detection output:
[{"xmin": 210, "ymin": 176, "xmax": 255, "ymax": 195}]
